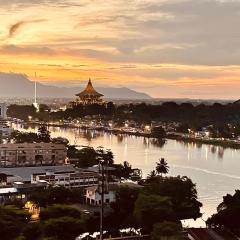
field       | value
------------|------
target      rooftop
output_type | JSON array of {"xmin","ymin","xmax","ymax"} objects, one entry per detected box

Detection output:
[
  {"xmin": 0, "ymin": 165, "xmax": 76, "ymax": 182},
  {"xmin": 76, "ymin": 79, "xmax": 103, "ymax": 98}
]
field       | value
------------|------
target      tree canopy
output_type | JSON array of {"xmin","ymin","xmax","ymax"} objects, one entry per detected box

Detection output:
[{"xmin": 207, "ymin": 190, "xmax": 240, "ymax": 234}]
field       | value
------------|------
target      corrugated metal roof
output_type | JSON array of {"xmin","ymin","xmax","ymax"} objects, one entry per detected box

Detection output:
[{"xmin": 0, "ymin": 165, "xmax": 76, "ymax": 181}]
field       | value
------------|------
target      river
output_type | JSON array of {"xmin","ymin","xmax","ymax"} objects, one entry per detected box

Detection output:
[{"xmin": 13, "ymin": 123, "xmax": 240, "ymax": 227}]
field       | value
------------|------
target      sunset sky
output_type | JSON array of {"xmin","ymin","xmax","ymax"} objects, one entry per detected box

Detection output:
[{"xmin": 0, "ymin": 0, "xmax": 240, "ymax": 99}]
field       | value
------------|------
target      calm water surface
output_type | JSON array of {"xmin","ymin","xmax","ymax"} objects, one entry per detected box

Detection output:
[{"xmin": 13, "ymin": 124, "xmax": 240, "ymax": 227}]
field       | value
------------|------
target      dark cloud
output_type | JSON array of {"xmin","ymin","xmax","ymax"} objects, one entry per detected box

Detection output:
[{"xmin": 8, "ymin": 19, "xmax": 46, "ymax": 38}]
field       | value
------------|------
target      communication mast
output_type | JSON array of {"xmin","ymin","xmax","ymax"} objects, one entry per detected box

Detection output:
[{"xmin": 33, "ymin": 72, "xmax": 39, "ymax": 112}]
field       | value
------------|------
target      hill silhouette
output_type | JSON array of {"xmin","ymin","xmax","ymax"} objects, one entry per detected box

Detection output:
[{"xmin": 0, "ymin": 72, "xmax": 152, "ymax": 99}]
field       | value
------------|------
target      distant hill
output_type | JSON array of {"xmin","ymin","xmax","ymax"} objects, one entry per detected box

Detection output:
[
  {"xmin": 0, "ymin": 73, "xmax": 152, "ymax": 100},
  {"xmin": 233, "ymin": 99, "xmax": 240, "ymax": 104}
]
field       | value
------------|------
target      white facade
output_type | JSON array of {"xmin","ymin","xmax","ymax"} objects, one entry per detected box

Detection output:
[
  {"xmin": 85, "ymin": 185, "xmax": 116, "ymax": 205},
  {"xmin": 0, "ymin": 103, "xmax": 7, "ymax": 119},
  {"xmin": 32, "ymin": 171, "xmax": 99, "ymax": 188}
]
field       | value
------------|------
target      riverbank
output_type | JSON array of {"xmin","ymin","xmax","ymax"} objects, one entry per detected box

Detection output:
[
  {"xmin": 23, "ymin": 121, "xmax": 240, "ymax": 149},
  {"xmin": 167, "ymin": 133, "xmax": 240, "ymax": 149}
]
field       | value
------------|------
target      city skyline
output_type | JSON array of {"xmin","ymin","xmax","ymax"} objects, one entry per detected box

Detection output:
[{"xmin": 0, "ymin": 0, "xmax": 240, "ymax": 99}]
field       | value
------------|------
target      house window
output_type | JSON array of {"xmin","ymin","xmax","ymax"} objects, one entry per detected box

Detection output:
[{"xmin": 105, "ymin": 199, "xmax": 110, "ymax": 203}]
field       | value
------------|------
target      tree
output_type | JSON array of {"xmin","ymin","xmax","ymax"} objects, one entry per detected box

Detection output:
[
  {"xmin": 151, "ymin": 126, "xmax": 166, "ymax": 139},
  {"xmin": 22, "ymin": 222, "xmax": 42, "ymax": 240},
  {"xmin": 96, "ymin": 147, "xmax": 114, "ymax": 165},
  {"xmin": 147, "ymin": 170, "xmax": 157, "ymax": 179},
  {"xmin": 144, "ymin": 176, "xmax": 202, "ymax": 221},
  {"xmin": 0, "ymin": 206, "xmax": 30, "ymax": 240},
  {"xmin": 29, "ymin": 186, "xmax": 85, "ymax": 207},
  {"xmin": 40, "ymin": 205, "xmax": 82, "ymax": 221},
  {"xmin": 134, "ymin": 194, "xmax": 175, "ymax": 232},
  {"xmin": 38, "ymin": 125, "xmax": 51, "ymax": 143},
  {"xmin": 151, "ymin": 221, "xmax": 183, "ymax": 240},
  {"xmin": 110, "ymin": 186, "xmax": 141, "ymax": 228},
  {"xmin": 44, "ymin": 217, "xmax": 84, "ymax": 240},
  {"xmin": 11, "ymin": 131, "xmax": 39, "ymax": 143},
  {"xmin": 156, "ymin": 158, "xmax": 169, "ymax": 176},
  {"xmin": 68, "ymin": 146, "xmax": 98, "ymax": 168},
  {"xmin": 207, "ymin": 190, "xmax": 240, "ymax": 233}
]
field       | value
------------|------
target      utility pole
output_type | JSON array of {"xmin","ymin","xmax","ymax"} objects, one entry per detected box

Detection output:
[{"xmin": 99, "ymin": 160, "xmax": 104, "ymax": 240}]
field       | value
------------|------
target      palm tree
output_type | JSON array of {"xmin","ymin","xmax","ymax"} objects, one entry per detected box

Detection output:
[
  {"xmin": 147, "ymin": 170, "xmax": 157, "ymax": 179},
  {"xmin": 156, "ymin": 158, "xmax": 169, "ymax": 177}
]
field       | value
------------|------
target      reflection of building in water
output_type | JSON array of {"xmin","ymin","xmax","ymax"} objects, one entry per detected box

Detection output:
[
  {"xmin": 74, "ymin": 79, "xmax": 104, "ymax": 105},
  {"xmin": 117, "ymin": 135, "xmax": 123, "ymax": 143},
  {"xmin": 150, "ymin": 138, "xmax": 165, "ymax": 148},
  {"xmin": 218, "ymin": 147, "xmax": 224, "ymax": 159},
  {"xmin": 211, "ymin": 146, "xmax": 216, "ymax": 154}
]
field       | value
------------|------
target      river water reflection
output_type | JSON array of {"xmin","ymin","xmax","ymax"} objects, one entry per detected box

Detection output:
[{"xmin": 14, "ymin": 124, "xmax": 240, "ymax": 227}]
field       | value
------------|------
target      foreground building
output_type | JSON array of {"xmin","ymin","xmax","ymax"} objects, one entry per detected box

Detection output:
[
  {"xmin": 85, "ymin": 182, "xmax": 143, "ymax": 205},
  {"xmin": 0, "ymin": 143, "xmax": 67, "ymax": 167},
  {"xmin": 0, "ymin": 164, "xmax": 98, "ymax": 187},
  {"xmin": 75, "ymin": 79, "xmax": 104, "ymax": 105}
]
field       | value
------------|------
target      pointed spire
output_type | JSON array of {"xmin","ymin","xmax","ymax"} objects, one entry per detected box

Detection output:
[{"xmin": 76, "ymin": 78, "xmax": 104, "ymax": 99}]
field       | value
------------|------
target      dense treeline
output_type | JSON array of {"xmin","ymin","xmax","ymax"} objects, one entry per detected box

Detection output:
[
  {"xmin": 207, "ymin": 190, "xmax": 240, "ymax": 236},
  {"xmin": 7, "ymin": 101, "xmax": 240, "ymax": 127}
]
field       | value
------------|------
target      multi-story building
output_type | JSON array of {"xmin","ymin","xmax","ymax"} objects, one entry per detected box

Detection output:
[
  {"xmin": 0, "ymin": 103, "xmax": 7, "ymax": 119},
  {"xmin": 0, "ymin": 143, "xmax": 67, "ymax": 167},
  {"xmin": 32, "ymin": 170, "xmax": 99, "ymax": 188},
  {"xmin": 0, "ymin": 165, "xmax": 99, "ymax": 188}
]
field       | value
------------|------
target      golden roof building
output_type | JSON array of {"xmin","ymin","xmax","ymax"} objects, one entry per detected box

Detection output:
[{"xmin": 75, "ymin": 79, "xmax": 104, "ymax": 105}]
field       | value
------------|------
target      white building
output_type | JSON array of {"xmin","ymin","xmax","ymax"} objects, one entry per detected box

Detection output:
[
  {"xmin": 0, "ymin": 165, "xmax": 99, "ymax": 192},
  {"xmin": 85, "ymin": 182, "xmax": 143, "ymax": 206},
  {"xmin": 0, "ymin": 103, "xmax": 7, "ymax": 119},
  {"xmin": 31, "ymin": 169, "xmax": 99, "ymax": 188},
  {"xmin": 85, "ymin": 185, "xmax": 116, "ymax": 205}
]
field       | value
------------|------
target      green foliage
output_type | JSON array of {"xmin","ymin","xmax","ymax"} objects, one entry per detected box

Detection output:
[
  {"xmin": 51, "ymin": 102, "xmax": 116, "ymax": 119},
  {"xmin": 38, "ymin": 125, "xmax": 51, "ymax": 143},
  {"xmin": 151, "ymin": 221, "xmax": 182, "ymax": 240},
  {"xmin": 68, "ymin": 146, "xmax": 98, "ymax": 168},
  {"xmin": 134, "ymin": 194, "xmax": 174, "ymax": 231},
  {"xmin": 111, "ymin": 161, "xmax": 133, "ymax": 179},
  {"xmin": 11, "ymin": 128, "xmax": 51, "ymax": 144},
  {"xmin": 144, "ymin": 176, "xmax": 202, "ymax": 220},
  {"xmin": 110, "ymin": 186, "xmax": 141, "ymax": 228},
  {"xmin": 44, "ymin": 216, "xmax": 84, "ymax": 240},
  {"xmin": 207, "ymin": 190, "xmax": 240, "ymax": 231},
  {"xmin": 152, "ymin": 126, "xmax": 166, "ymax": 138},
  {"xmin": 155, "ymin": 158, "xmax": 169, "ymax": 176},
  {"xmin": 67, "ymin": 146, "xmax": 114, "ymax": 168},
  {"xmin": 40, "ymin": 204, "xmax": 81, "ymax": 221},
  {"xmin": 0, "ymin": 205, "xmax": 30, "ymax": 240},
  {"xmin": 29, "ymin": 186, "xmax": 84, "ymax": 207},
  {"xmin": 22, "ymin": 222, "xmax": 43, "ymax": 240},
  {"xmin": 7, "ymin": 104, "xmax": 37, "ymax": 121},
  {"xmin": 11, "ymin": 130, "xmax": 39, "ymax": 143}
]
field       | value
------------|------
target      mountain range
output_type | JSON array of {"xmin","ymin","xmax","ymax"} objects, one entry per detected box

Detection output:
[{"xmin": 0, "ymin": 73, "xmax": 152, "ymax": 99}]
